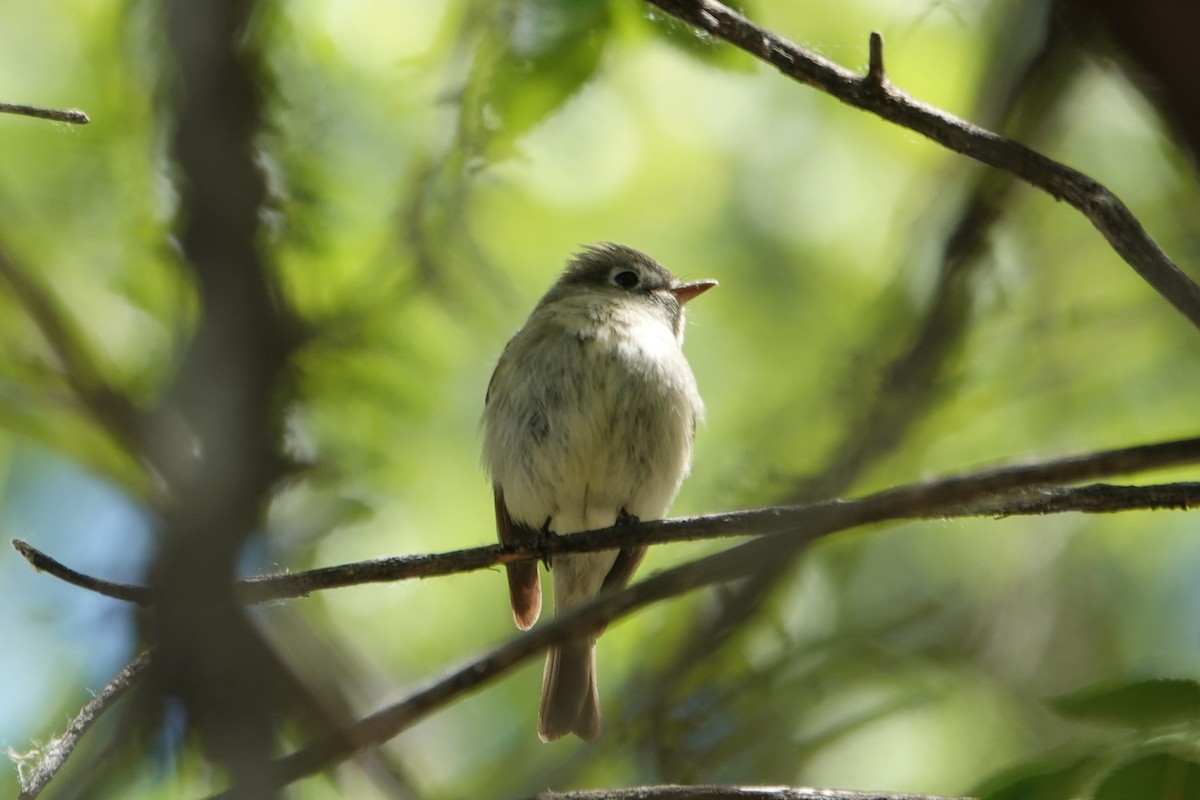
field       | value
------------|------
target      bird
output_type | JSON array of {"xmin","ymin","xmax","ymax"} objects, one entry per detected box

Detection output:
[{"xmin": 481, "ymin": 242, "xmax": 715, "ymax": 741}]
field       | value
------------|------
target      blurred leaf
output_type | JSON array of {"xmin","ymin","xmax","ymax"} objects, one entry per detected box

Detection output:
[
  {"xmin": 1094, "ymin": 753, "xmax": 1200, "ymax": 800},
  {"xmin": 974, "ymin": 754, "xmax": 1100, "ymax": 800},
  {"xmin": 482, "ymin": 0, "xmax": 610, "ymax": 160},
  {"xmin": 640, "ymin": 3, "xmax": 757, "ymax": 72},
  {"xmin": 1051, "ymin": 678, "xmax": 1200, "ymax": 730}
]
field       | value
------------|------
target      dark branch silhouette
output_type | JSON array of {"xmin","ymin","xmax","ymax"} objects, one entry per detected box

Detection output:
[{"xmin": 145, "ymin": 0, "xmax": 310, "ymax": 793}]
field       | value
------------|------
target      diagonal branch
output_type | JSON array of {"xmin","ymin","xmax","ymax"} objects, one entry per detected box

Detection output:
[
  {"xmin": 644, "ymin": 0, "xmax": 1200, "ymax": 331},
  {"xmin": 13, "ymin": 649, "xmax": 152, "ymax": 800}
]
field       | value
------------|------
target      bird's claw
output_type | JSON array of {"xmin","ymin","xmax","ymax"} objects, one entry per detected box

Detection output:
[
  {"xmin": 615, "ymin": 508, "xmax": 640, "ymax": 527},
  {"xmin": 538, "ymin": 516, "xmax": 555, "ymax": 569}
]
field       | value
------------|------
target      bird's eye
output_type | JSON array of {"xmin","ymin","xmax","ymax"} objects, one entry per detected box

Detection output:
[{"xmin": 612, "ymin": 270, "xmax": 640, "ymax": 289}]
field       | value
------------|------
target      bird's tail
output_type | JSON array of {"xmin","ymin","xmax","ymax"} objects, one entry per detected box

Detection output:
[{"xmin": 538, "ymin": 637, "xmax": 600, "ymax": 741}]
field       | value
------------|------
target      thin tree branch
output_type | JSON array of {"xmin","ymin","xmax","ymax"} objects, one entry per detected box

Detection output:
[
  {"xmin": 0, "ymin": 102, "xmax": 89, "ymax": 125},
  {"xmin": 11, "ymin": 539, "xmax": 149, "ymax": 605},
  {"xmin": 11, "ymin": 480, "xmax": 1200, "ymax": 609},
  {"xmin": 15, "ymin": 436, "xmax": 1200, "ymax": 605},
  {"xmin": 529, "ymin": 788, "xmax": 968, "ymax": 800},
  {"xmin": 644, "ymin": 0, "xmax": 1200, "ymax": 331},
  {"xmin": 13, "ymin": 649, "xmax": 152, "ymax": 800},
  {"xmin": 965, "ymin": 482, "xmax": 1200, "ymax": 516}
]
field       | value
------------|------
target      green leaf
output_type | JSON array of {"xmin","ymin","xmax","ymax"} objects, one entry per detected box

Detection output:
[
  {"xmin": 481, "ymin": 0, "xmax": 611, "ymax": 160},
  {"xmin": 974, "ymin": 754, "xmax": 1099, "ymax": 800},
  {"xmin": 1050, "ymin": 678, "xmax": 1200, "ymax": 730},
  {"xmin": 1094, "ymin": 753, "xmax": 1200, "ymax": 800}
]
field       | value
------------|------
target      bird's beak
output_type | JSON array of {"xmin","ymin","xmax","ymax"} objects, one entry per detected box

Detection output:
[{"xmin": 670, "ymin": 280, "xmax": 718, "ymax": 304}]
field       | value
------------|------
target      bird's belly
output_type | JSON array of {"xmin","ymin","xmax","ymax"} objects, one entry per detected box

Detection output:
[
  {"xmin": 501, "ymin": 379, "xmax": 694, "ymax": 534},
  {"xmin": 501, "ymin": 400, "xmax": 692, "ymax": 535}
]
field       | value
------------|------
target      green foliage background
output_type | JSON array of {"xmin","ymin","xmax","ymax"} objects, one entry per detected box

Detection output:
[{"xmin": 2, "ymin": 0, "xmax": 1200, "ymax": 797}]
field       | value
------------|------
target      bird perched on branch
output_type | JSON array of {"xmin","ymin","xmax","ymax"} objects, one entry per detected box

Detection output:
[{"xmin": 482, "ymin": 243, "xmax": 715, "ymax": 741}]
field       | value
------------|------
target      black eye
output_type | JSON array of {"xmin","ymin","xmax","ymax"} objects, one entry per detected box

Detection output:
[{"xmin": 612, "ymin": 270, "xmax": 640, "ymax": 289}]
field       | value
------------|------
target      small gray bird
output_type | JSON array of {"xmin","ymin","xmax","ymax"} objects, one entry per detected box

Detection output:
[{"xmin": 482, "ymin": 243, "xmax": 715, "ymax": 741}]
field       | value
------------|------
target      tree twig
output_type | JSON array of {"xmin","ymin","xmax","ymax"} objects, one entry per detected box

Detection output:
[
  {"xmin": 11, "ymin": 539, "xmax": 149, "ymax": 605},
  {"xmin": 0, "ymin": 102, "xmax": 89, "ymax": 125},
  {"xmin": 13, "ymin": 649, "xmax": 152, "ymax": 800},
  {"xmin": 643, "ymin": 0, "xmax": 1200, "ymax": 331}
]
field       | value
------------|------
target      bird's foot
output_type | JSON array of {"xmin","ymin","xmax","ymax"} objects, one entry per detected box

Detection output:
[
  {"xmin": 538, "ymin": 516, "xmax": 555, "ymax": 569},
  {"xmin": 615, "ymin": 508, "xmax": 641, "ymax": 527}
]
